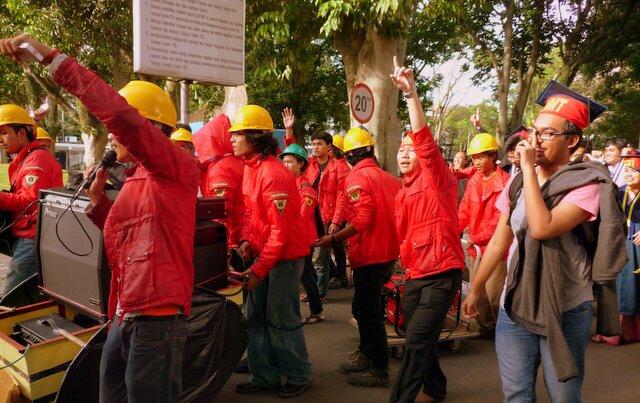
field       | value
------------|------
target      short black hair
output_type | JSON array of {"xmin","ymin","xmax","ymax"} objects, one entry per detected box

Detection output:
[
  {"xmin": 10, "ymin": 124, "xmax": 35, "ymax": 142},
  {"xmin": 345, "ymin": 146, "xmax": 375, "ymax": 166},
  {"xmin": 245, "ymin": 130, "xmax": 279, "ymax": 156},
  {"xmin": 176, "ymin": 123, "xmax": 192, "ymax": 132},
  {"xmin": 605, "ymin": 137, "xmax": 626, "ymax": 150},
  {"xmin": 310, "ymin": 131, "xmax": 333, "ymax": 145},
  {"xmin": 504, "ymin": 135, "xmax": 521, "ymax": 153}
]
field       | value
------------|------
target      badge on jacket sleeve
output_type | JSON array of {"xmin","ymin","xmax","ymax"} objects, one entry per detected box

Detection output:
[
  {"xmin": 213, "ymin": 187, "xmax": 226, "ymax": 198},
  {"xmin": 25, "ymin": 175, "xmax": 39, "ymax": 187},
  {"xmin": 270, "ymin": 192, "xmax": 288, "ymax": 214},
  {"xmin": 305, "ymin": 196, "xmax": 314, "ymax": 206},
  {"xmin": 347, "ymin": 185, "xmax": 361, "ymax": 203}
]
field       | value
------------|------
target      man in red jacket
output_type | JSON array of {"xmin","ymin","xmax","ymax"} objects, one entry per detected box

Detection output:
[
  {"xmin": 0, "ymin": 104, "xmax": 62, "ymax": 294},
  {"xmin": 458, "ymin": 132, "xmax": 510, "ymax": 333},
  {"xmin": 388, "ymin": 57, "xmax": 466, "ymax": 403},
  {"xmin": 283, "ymin": 108, "xmax": 348, "ymax": 298},
  {"xmin": 1, "ymin": 34, "xmax": 200, "ymax": 402},
  {"xmin": 316, "ymin": 126, "xmax": 400, "ymax": 388},
  {"xmin": 230, "ymin": 105, "xmax": 312, "ymax": 399},
  {"xmin": 193, "ymin": 114, "xmax": 245, "ymax": 246}
]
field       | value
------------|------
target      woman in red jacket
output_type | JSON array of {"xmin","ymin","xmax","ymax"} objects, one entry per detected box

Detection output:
[
  {"xmin": 230, "ymin": 105, "xmax": 312, "ymax": 399},
  {"xmin": 388, "ymin": 57, "xmax": 466, "ymax": 403},
  {"xmin": 458, "ymin": 132, "xmax": 510, "ymax": 333}
]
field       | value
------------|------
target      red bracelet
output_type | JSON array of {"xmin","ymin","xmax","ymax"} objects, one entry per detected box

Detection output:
[{"xmin": 42, "ymin": 48, "xmax": 60, "ymax": 65}]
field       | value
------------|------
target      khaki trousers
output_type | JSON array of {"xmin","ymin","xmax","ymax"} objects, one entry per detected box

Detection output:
[{"xmin": 469, "ymin": 257, "xmax": 507, "ymax": 331}]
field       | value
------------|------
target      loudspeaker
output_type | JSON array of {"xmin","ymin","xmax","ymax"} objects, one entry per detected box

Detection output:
[
  {"xmin": 194, "ymin": 221, "xmax": 228, "ymax": 290},
  {"xmin": 36, "ymin": 189, "xmax": 229, "ymax": 322},
  {"xmin": 37, "ymin": 188, "xmax": 111, "ymax": 322}
]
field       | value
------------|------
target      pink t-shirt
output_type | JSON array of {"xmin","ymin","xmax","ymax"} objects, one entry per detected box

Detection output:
[
  {"xmin": 495, "ymin": 176, "xmax": 600, "ymax": 221},
  {"xmin": 496, "ymin": 173, "xmax": 600, "ymax": 310}
]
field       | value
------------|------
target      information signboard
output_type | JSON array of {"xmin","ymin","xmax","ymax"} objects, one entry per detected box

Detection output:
[{"xmin": 133, "ymin": 0, "xmax": 245, "ymax": 85}]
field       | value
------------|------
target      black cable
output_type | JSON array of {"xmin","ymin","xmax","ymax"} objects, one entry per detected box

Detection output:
[
  {"xmin": 0, "ymin": 199, "xmax": 39, "ymax": 236},
  {"xmin": 54, "ymin": 191, "xmax": 94, "ymax": 257}
]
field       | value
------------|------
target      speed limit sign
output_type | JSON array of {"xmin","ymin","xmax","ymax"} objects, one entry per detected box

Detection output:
[{"xmin": 350, "ymin": 83, "xmax": 375, "ymax": 124}]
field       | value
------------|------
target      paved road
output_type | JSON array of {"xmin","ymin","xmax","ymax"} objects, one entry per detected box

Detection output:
[
  {"xmin": 1, "ymin": 253, "xmax": 636, "ymax": 402},
  {"xmin": 217, "ymin": 287, "xmax": 640, "ymax": 403}
]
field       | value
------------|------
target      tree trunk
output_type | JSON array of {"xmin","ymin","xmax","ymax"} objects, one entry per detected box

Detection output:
[
  {"xmin": 334, "ymin": 24, "xmax": 406, "ymax": 172},
  {"xmin": 496, "ymin": 0, "xmax": 515, "ymax": 139}
]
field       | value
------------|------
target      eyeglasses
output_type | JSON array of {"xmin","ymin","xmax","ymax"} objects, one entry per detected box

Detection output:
[{"xmin": 525, "ymin": 127, "xmax": 570, "ymax": 141}]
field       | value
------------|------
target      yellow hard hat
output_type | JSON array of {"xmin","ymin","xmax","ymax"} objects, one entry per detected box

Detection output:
[
  {"xmin": 170, "ymin": 128, "xmax": 193, "ymax": 144},
  {"xmin": 332, "ymin": 134, "xmax": 344, "ymax": 151},
  {"xmin": 118, "ymin": 81, "xmax": 177, "ymax": 129},
  {"xmin": 343, "ymin": 127, "xmax": 375, "ymax": 153},
  {"xmin": 0, "ymin": 104, "xmax": 36, "ymax": 129},
  {"xmin": 228, "ymin": 105, "xmax": 274, "ymax": 132},
  {"xmin": 36, "ymin": 127, "xmax": 53, "ymax": 142},
  {"xmin": 467, "ymin": 132, "xmax": 499, "ymax": 156}
]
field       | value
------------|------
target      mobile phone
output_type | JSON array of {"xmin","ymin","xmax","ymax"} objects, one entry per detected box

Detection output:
[{"xmin": 17, "ymin": 43, "xmax": 44, "ymax": 63}]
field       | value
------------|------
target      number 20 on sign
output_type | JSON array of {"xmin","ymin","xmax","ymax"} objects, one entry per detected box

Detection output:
[{"xmin": 350, "ymin": 83, "xmax": 375, "ymax": 124}]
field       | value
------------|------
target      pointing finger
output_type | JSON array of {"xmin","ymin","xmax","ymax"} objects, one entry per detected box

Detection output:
[{"xmin": 393, "ymin": 55, "xmax": 400, "ymax": 70}]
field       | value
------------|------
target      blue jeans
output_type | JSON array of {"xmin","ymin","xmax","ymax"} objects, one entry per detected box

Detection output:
[
  {"xmin": 313, "ymin": 246, "xmax": 331, "ymax": 297},
  {"xmin": 99, "ymin": 315, "xmax": 187, "ymax": 403},
  {"xmin": 495, "ymin": 302, "xmax": 593, "ymax": 403},
  {"xmin": 247, "ymin": 258, "xmax": 312, "ymax": 386},
  {"xmin": 3, "ymin": 238, "xmax": 37, "ymax": 295}
]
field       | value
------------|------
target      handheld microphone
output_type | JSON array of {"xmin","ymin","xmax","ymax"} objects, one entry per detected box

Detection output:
[{"xmin": 76, "ymin": 150, "xmax": 117, "ymax": 194}]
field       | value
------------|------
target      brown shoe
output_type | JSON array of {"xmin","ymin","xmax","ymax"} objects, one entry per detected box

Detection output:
[{"xmin": 338, "ymin": 351, "xmax": 371, "ymax": 374}]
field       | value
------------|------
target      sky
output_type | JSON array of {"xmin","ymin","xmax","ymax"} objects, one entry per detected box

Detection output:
[{"xmin": 421, "ymin": 56, "xmax": 496, "ymax": 107}]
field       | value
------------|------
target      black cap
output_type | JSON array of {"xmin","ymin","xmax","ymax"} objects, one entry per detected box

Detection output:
[{"xmin": 535, "ymin": 80, "xmax": 607, "ymax": 125}]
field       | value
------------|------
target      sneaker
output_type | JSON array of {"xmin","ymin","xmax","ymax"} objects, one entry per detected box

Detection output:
[
  {"xmin": 338, "ymin": 351, "xmax": 372, "ymax": 374},
  {"xmin": 278, "ymin": 382, "xmax": 312, "ymax": 399},
  {"xmin": 328, "ymin": 277, "xmax": 342, "ymax": 289},
  {"xmin": 234, "ymin": 381, "xmax": 273, "ymax": 394},
  {"xmin": 346, "ymin": 368, "xmax": 390, "ymax": 388}
]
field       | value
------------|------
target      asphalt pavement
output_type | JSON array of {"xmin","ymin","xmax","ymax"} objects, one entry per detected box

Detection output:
[{"xmin": 216, "ymin": 286, "xmax": 640, "ymax": 403}]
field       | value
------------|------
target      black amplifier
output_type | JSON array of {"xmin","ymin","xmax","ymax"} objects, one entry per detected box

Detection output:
[
  {"xmin": 37, "ymin": 188, "xmax": 112, "ymax": 322},
  {"xmin": 14, "ymin": 314, "xmax": 83, "ymax": 345}
]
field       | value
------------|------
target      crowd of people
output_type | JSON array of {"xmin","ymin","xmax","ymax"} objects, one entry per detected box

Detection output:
[{"xmin": 0, "ymin": 34, "xmax": 638, "ymax": 403}]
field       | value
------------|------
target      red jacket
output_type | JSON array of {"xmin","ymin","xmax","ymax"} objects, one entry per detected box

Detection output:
[
  {"xmin": 54, "ymin": 57, "xmax": 200, "ymax": 319},
  {"xmin": 345, "ymin": 158, "xmax": 400, "ymax": 268},
  {"xmin": 395, "ymin": 126, "xmax": 466, "ymax": 280},
  {"xmin": 305, "ymin": 156, "xmax": 348, "ymax": 226},
  {"xmin": 296, "ymin": 175, "xmax": 318, "ymax": 250},
  {"xmin": 458, "ymin": 167, "xmax": 510, "ymax": 257},
  {"xmin": 193, "ymin": 114, "xmax": 245, "ymax": 246},
  {"xmin": 241, "ymin": 154, "xmax": 309, "ymax": 279},
  {"xmin": 0, "ymin": 141, "xmax": 62, "ymax": 239}
]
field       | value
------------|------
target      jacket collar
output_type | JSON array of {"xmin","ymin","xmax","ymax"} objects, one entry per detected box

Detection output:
[
  {"xmin": 401, "ymin": 165, "xmax": 421, "ymax": 187},
  {"xmin": 244, "ymin": 153, "xmax": 265, "ymax": 169},
  {"xmin": 351, "ymin": 157, "xmax": 378, "ymax": 172},
  {"xmin": 11, "ymin": 140, "xmax": 47, "ymax": 166}
]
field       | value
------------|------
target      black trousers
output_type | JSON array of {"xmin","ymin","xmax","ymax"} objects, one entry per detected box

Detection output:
[
  {"xmin": 300, "ymin": 254, "xmax": 323, "ymax": 315},
  {"xmin": 352, "ymin": 261, "xmax": 394, "ymax": 370},
  {"xmin": 389, "ymin": 270, "xmax": 462, "ymax": 403}
]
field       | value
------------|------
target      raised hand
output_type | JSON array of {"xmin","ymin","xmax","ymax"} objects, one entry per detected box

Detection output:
[
  {"xmin": 282, "ymin": 108, "xmax": 295, "ymax": 130},
  {"xmin": 470, "ymin": 107, "xmax": 481, "ymax": 128},
  {"xmin": 389, "ymin": 56, "xmax": 415, "ymax": 93},
  {"xmin": 0, "ymin": 34, "xmax": 53, "ymax": 64},
  {"xmin": 515, "ymin": 128, "xmax": 537, "ymax": 171}
]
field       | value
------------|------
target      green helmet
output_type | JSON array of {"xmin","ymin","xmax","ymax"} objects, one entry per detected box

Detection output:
[{"xmin": 279, "ymin": 143, "xmax": 308, "ymax": 165}]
